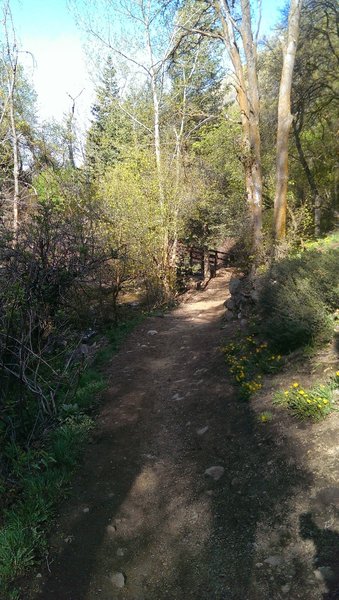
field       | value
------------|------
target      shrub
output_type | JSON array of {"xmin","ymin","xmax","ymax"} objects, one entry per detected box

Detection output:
[{"xmin": 259, "ymin": 246, "xmax": 339, "ymax": 352}]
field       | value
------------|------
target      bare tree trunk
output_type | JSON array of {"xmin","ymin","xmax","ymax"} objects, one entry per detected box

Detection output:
[
  {"xmin": 217, "ymin": 0, "xmax": 263, "ymax": 249},
  {"xmin": 240, "ymin": 0, "xmax": 263, "ymax": 248},
  {"xmin": 2, "ymin": 1, "xmax": 20, "ymax": 238},
  {"xmin": 274, "ymin": 0, "xmax": 303, "ymax": 240},
  {"xmin": 292, "ymin": 120, "xmax": 323, "ymax": 236}
]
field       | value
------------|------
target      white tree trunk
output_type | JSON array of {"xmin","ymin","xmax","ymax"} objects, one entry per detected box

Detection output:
[{"xmin": 274, "ymin": 0, "xmax": 303, "ymax": 240}]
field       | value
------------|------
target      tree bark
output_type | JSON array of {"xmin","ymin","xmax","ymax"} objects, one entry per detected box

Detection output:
[
  {"xmin": 274, "ymin": 0, "xmax": 303, "ymax": 240},
  {"xmin": 217, "ymin": 0, "xmax": 263, "ymax": 249}
]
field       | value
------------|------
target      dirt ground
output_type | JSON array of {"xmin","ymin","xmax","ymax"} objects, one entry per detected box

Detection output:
[{"xmin": 26, "ymin": 268, "xmax": 339, "ymax": 600}]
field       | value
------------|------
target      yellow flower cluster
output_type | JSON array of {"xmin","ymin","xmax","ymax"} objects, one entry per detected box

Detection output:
[
  {"xmin": 275, "ymin": 382, "xmax": 333, "ymax": 420},
  {"xmin": 222, "ymin": 337, "xmax": 275, "ymax": 399}
]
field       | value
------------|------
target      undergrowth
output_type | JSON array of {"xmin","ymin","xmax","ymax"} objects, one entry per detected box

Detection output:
[
  {"xmin": 258, "ymin": 234, "xmax": 339, "ymax": 353},
  {"xmin": 222, "ymin": 335, "xmax": 283, "ymax": 400},
  {"xmin": 273, "ymin": 372, "xmax": 339, "ymax": 421},
  {"xmin": 0, "ymin": 315, "xmax": 142, "ymax": 599}
]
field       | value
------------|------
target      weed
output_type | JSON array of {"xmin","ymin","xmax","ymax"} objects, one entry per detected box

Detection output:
[
  {"xmin": 273, "ymin": 374, "xmax": 339, "ymax": 420},
  {"xmin": 0, "ymin": 316, "xmax": 141, "ymax": 597},
  {"xmin": 258, "ymin": 411, "xmax": 273, "ymax": 423},
  {"xmin": 222, "ymin": 336, "xmax": 282, "ymax": 400}
]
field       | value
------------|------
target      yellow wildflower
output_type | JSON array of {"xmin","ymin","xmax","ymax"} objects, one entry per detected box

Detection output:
[{"xmin": 292, "ymin": 383, "xmax": 299, "ymax": 388}]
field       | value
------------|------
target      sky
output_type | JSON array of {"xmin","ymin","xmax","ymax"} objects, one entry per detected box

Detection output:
[
  {"xmin": 11, "ymin": 0, "xmax": 94, "ymax": 129},
  {"xmin": 10, "ymin": 0, "xmax": 286, "ymax": 129}
]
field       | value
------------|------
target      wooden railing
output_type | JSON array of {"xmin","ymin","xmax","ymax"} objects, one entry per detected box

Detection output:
[{"xmin": 188, "ymin": 246, "xmax": 229, "ymax": 275}]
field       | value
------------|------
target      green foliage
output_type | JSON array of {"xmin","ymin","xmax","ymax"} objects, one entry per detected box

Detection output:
[
  {"xmin": 86, "ymin": 56, "xmax": 132, "ymax": 175},
  {"xmin": 191, "ymin": 116, "xmax": 246, "ymax": 238},
  {"xmin": 273, "ymin": 375, "xmax": 338, "ymax": 421},
  {"xmin": 0, "ymin": 313, "xmax": 140, "ymax": 597},
  {"xmin": 222, "ymin": 336, "xmax": 282, "ymax": 400},
  {"xmin": 259, "ymin": 241, "xmax": 339, "ymax": 352}
]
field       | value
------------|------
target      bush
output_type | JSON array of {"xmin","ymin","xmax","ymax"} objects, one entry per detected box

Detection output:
[{"xmin": 259, "ymin": 246, "xmax": 339, "ymax": 352}]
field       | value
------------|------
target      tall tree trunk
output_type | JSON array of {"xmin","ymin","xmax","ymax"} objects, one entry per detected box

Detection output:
[
  {"xmin": 240, "ymin": 0, "xmax": 263, "ymax": 249},
  {"xmin": 292, "ymin": 121, "xmax": 323, "ymax": 236},
  {"xmin": 274, "ymin": 0, "xmax": 303, "ymax": 240},
  {"xmin": 217, "ymin": 0, "xmax": 263, "ymax": 249},
  {"xmin": 8, "ymin": 64, "xmax": 19, "ymax": 238}
]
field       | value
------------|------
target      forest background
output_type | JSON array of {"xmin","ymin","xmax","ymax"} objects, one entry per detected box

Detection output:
[{"xmin": 0, "ymin": 0, "xmax": 338, "ymax": 596}]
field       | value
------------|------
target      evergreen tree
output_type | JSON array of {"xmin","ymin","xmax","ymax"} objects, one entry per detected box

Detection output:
[{"xmin": 86, "ymin": 56, "xmax": 130, "ymax": 175}]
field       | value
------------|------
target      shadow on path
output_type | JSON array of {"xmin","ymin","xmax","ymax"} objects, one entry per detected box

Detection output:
[
  {"xmin": 30, "ymin": 272, "xmax": 318, "ymax": 600},
  {"xmin": 300, "ymin": 513, "xmax": 339, "ymax": 600}
]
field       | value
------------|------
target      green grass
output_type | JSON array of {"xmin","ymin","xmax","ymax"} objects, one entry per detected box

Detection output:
[
  {"xmin": 273, "ymin": 373, "xmax": 339, "ymax": 421},
  {"xmin": 0, "ymin": 316, "xmax": 143, "ymax": 599}
]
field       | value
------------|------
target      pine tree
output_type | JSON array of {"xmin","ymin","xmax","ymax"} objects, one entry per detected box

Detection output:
[{"xmin": 86, "ymin": 56, "xmax": 130, "ymax": 176}]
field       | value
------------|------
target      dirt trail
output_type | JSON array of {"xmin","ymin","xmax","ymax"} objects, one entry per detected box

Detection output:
[{"xmin": 29, "ymin": 269, "xmax": 338, "ymax": 600}]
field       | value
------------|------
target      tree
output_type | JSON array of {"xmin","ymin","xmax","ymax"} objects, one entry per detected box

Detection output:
[
  {"xmin": 86, "ymin": 56, "xmax": 131, "ymax": 175},
  {"xmin": 291, "ymin": 0, "xmax": 339, "ymax": 235},
  {"xmin": 176, "ymin": 0, "xmax": 305, "ymax": 250},
  {"xmin": 274, "ymin": 0, "xmax": 303, "ymax": 240},
  {"xmin": 0, "ymin": 0, "xmax": 38, "ymax": 234}
]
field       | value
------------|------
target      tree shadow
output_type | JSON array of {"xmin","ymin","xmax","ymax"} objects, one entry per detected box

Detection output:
[
  {"xmin": 300, "ymin": 513, "xmax": 339, "ymax": 600},
  {"xmin": 28, "ymin": 290, "xmax": 319, "ymax": 599}
]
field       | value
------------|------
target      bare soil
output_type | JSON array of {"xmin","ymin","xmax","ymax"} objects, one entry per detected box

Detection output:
[{"xmin": 27, "ymin": 268, "xmax": 339, "ymax": 600}]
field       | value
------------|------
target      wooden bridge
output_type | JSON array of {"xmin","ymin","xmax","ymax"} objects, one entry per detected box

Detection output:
[{"xmin": 188, "ymin": 246, "xmax": 229, "ymax": 275}]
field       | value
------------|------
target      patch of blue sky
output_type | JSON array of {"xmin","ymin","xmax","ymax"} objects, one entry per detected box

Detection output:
[{"xmin": 11, "ymin": 0, "xmax": 286, "ymax": 126}]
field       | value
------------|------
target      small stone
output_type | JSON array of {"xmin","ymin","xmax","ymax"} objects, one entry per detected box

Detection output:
[
  {"xmin": 229, "ymin": 278, "xmax": 242, "ymax": 294},
  {"xmin": 147, "ymin": 330, "xmax": 158, "ymax": 336},
  {"xmin": 110, "ymin": 572, "xmax": 125, "ymax": 588},
  {"xmin": 281, "ymin": 584, "xmax": 290, "ymax": 594},
  {"xmin": 204, "ymin": 466, "xmax": 225, "ymax": 481},
  {"xmin": 36, "ymin": 573, "xmax": 42, "ymax": 578},
  {"xmin": 264, "ymin": 555, "xmax": 283, "ymax": 567},
  {"xmin": 255, "ymin": 563, "xmax": 263, "ymax": 568},
  {"xmin": 197, "ymin": 426, "xmax": 209, "ymax": 436},
  {"xmin": 107, "ymin": 524, "xmax": 117, "ymax": 535},
  {"xmin": 224, "ymin": 298, "xmax": 236, "ymax": 310},
  {"xmin": 117, "ymin": 547, "xmax": 125, "ymax": 557},
  {"xmin": 83, "ymin": 507, "xmax": 90, "ymax": 513},
  {"xmin": 172, "ymin": 393, "xmax": 183, "ymax": 401},
  {"xmin": 64, "ymin": 535, "xmax": 74, "ymax": 543}
]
